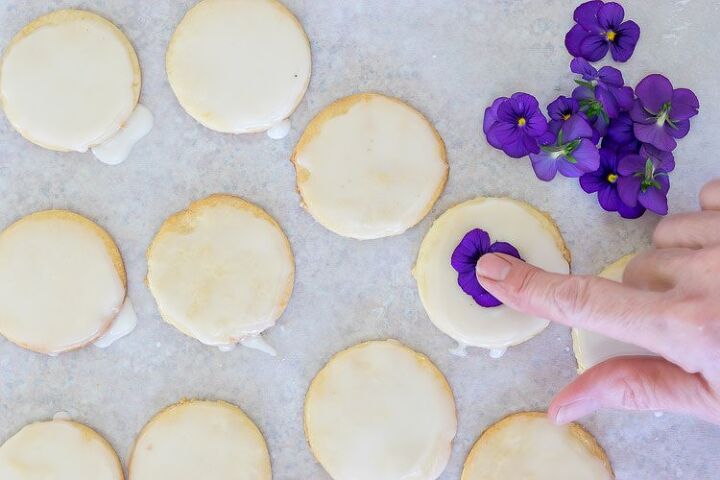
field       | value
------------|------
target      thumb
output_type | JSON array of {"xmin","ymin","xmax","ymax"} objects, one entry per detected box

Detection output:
[{"xmin": 548, "ymin": 357, "xmax": 720, "ymax": 425}]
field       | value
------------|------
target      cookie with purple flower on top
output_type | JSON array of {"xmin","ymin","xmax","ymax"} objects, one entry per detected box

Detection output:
[{"xmin": 414, "ymin": 197, "xmax": 570, "ymax": 352}]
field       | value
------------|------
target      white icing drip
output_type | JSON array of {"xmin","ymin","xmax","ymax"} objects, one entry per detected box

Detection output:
[
  {"xmin": 654, "ymin": 411, "xmax": 664, "ymax": 418},
  {"xmin": 240, "ymin": 335, "xmax": 277, "ymax": 356},
  {"xmin": 93, "ymin": 298, "xmax": 137, "ymax": 348},
  {"xmin": 449, "ymin": 342, "xmax": 468, "ymax": 357},
  {"xmin": 489, "ymin": 347, "xmax": 507, "ymax": 359},
  {"xmin": 217, "ymin": 344, "xmax": 237, "ymax": 353},
  {"xmin": 266, "ymin": 118, "xmax": 291, "ymax": 139},
  {"xmin": 91, "ymin": 104, "xmax": 153, "ymax": 165},
  {"xmin": 53, "ymin": 411, "xmax": 72, "ymax": 421}
]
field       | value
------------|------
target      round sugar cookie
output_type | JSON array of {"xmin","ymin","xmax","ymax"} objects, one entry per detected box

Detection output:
[
  {"xmin": 292, "ymin": 93, "xmax": 448, "ymax": 240},
  {"xmin": 166, "ymin": 0, "xmax": 311, "ymax": 133},
  {"xmin": 129, "ymin": 400, "xmax": 271, "ymax": 480},
  {"xmin": 572, "ymin": 254, "xmax": 653, "ymax": 373},
  {"xmin": 0, "ymin": 210, "xmax": 126, "ymax": 354},
  {"xmin": 146, "ymin": 195, "xmax": 294, "ymax": 348},
  {"xmin": 0, "ymin": 9, "xmax": 140, "ymax": 152},
  {"xmin": 304, "ymin": 340, "xmax": 457, "ymax": 480},
  {"xmin": 0, "ymin": 420, "xmax": 123, "ymax": 480},
  {"xmin": 414, "ymin": 197, "xmax": 570, "ymax": 349},
  {"xmin": 462, "ymin": 412, "xmax": 613, "ymax": 480}
]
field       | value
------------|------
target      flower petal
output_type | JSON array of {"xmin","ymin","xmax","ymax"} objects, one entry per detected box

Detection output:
[
  {"xmin": 451, "ymin": 229, "xmax": 490, "ymax": 273},
  {"xmin": 580, "ymin": 171, "xmax": 606, "ymax": 193},
  {"xmin": 639, "ymin": 185, "xmax": 669, "ymax": 215},
  {"xmin": 596, "ymin": 85, "xmax": 620, "ymax": 118},
  {"xmin": 611, "ymin": 20, "xmax": 640, "ymax": 62},
  {"xmin": 502, "ymin": 137, "xmax": 532, "ymax": 158},
  {"xmin": 639, "ymin": 144, "xmax": 675, "ymax": 172},
  {"xmin": 635, "ymin": 74, "xmax": 673, "ymax": 114},
  {"xmin": 488, "ymin": 241, "xmax": 522, "ymax": 260},
  {"xmin": 598, "ymin": 2, "xmax": 625, "ymax": 30},
  {"xmin": 617, "ymin": 154, "xmax": 646, "ymax": 176},
  {"xmin": 634, "ymin": 122, "xmax": 677, "ymax": 151},
  {"xmin": 666, "ymin": 119, "xmax": 690, "ymax": 140},
  {"xmin": 607, "ymin": 112, "xmax": 635, "ymax": 145},
  {"xmin": 570, "ymin": 57, "xmax": 597, "ymax": 80},
  {"xmin": 483, "ymin": 97, "xmax": 506, "ymax": 134},
  {"xmin": 617, "ymin": 175, "xmax": 642, "ymax": 207},
  {"xmin": 597, "ymin": 66, "xmax": 624, "ymax": 87},
  {"xmin": 629, "ymin": 100, "xmax": 654, "ymax": 125},
  {"xmin": 615, "ymin": 86, "xmax": 635, "ymax": 112},
  {"xmin": 571, "ymin": 139, "xmax": 601, "ymax": 173},
  {"xmin": 574, "ymin": 0, "xmax": 604, "ymax": 32},
  {"xmin": 524, "ymin": 111, "xmax": 549, "ymax": 138},
  {"xmin": 669, "ymin": 88, "xmax": 700, "ymax": 121},
  {"xmin": 618, "ymin": 201, "xmax": 646, "ymax": 219},
  {"xmin": 561, "ymin": 115, "xmax": 594, "ymax": 141},
  {"xmin": 510, "ymin": 92, "xmax": 540, "ymax": 117},
  {"xmin": 580, "ymin": 34, "xmax": 610, "ymax": 62},
  {"xmin": 489, "ymin": 121, "xmax": 521, "ymax": 146},
  {"xmin": 598, "ymin": 184, "xmax": 621, "ymax": 212},
  {"xmin": 530, "ymin": 151, "xmax": 559, "ymax": 181},
  {"xmin": 566, "ymin": 25, "xmax": 592, "ymax": 57}
]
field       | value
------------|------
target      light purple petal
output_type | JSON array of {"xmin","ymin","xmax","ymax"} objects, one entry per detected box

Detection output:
[
  {"xmin": 562, "ymin": 115, "xmax": 594, "ymax": 141},
  {"xmin": 597, "ymin": 66, "xmax": 624, "ymax": 87},
  {"xmin": 510, "ymin": 92, "xmax": 540, "ymax": 116},
  {"xmin": 580, "ymin": 34, "xmax": 610, "ymax": 62},
  {"xmin": 566, "ymin": 25, "xmax": 591, "ymax": 57},
  {"xmin": 639, "ymin": 144, "xmax": 675, "ymax": 172},
  {"xmin": 639, "ymin": 185, "xmax": 669, "ymax": 215},
  {"xmin": 530, "ymin": 151, "xmax": 559, "ymax": 181},
  {"xmin": 570, "ymin": 57, "xmax": 597, "ymax": 80},
  {"xmin": 667, "ymin": 119, "xmax": 690, "ymax": 140},
  {"xmin": 557, "ymin": 158, "xmax": 585, "ymax": 177},
  {"xmin": 611, "ymin": 21, "xmax": 640, "ymax": 62},
  {"xmin": 483, "ymin": 97, "xmax": 506, "ymax": 134},
  {"xmin": 617, "ymin": 154, "xmax": 646, "ymax": 176},
  {"xmin": 636, "ymin": 74, "xmax": 673, "ymax": 114},
  {"xmin": 617, "ymin": 175, "xmax": 642, "ymax": 207},
  {"xmin": 669, "ymin": 88, "xmax": 700, "ymax": 121},
  {"xmin": 634, "ymin": 122, "xmax": 677, "ymax": 151},
  {"xmin": 572, "ymin": 85, "xmax": 595, "ymax": 102},
  {"xmin": 574, "ymin": 0, "xmax": 604, "ymax": 32},
  {"xmin": 598, "ymin": 2, "xmax": 625, "ymax": 30},
  {"xmin": 572, "ymin": 139, "xmax": 601, "ymax": 173}
]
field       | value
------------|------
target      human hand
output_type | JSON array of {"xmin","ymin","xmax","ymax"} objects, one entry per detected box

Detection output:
[{"xmin": 475, "ymin": 179, "xmax": 720, "ymax": 425}]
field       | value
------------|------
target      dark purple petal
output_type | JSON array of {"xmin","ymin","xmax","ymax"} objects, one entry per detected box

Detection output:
[
  {"xmin": 667, "ymin": 119, "xmax": 690, "ymax": 140},
  {"xmin": 502, "ymin": 137, "xmax": 532, "ymax": 158},
  {"xmin": 598, "ymin": 184, "xmax": 621, "ymax": 212},
  {"xmin": 561, "ymin": 115, "xmax": 594, "ymax": 141},
  {"xmin": 617, "ymin": 154, "xmax": 646, "ymax": 175},
  {"xmin": 451, "ymin": 229, "xmax": 491, "ymax": 273},
  {"xmin": 570, "ymin": 57, "xmax": 597, "ymax": 80},
  {"xmin": 669, "ymin": 88, "xmax": 700, "ymax": 121},
  {"xmin": 638, "ymin": 185, "xmax": 669, "ymax": 215},
  {"xmin": 497, "ymin": 99, "xmax": 519, "ymax": 123},
  {"xmin": 618, "ymin": 201, "xmax": 646, "ymax": 219},
  {"xmin": 611, "ymin": 21, "xmax": 640, "ymax": 62},
  {"xmin": 529, "ymin": 151, "xmax": 559, "ymax": 181},
  {"xmin": 580, "ymin": 170, "xmax": 606, "ymax": 193},
  {"xmin": 600, "ymin": 146, "xmax": 619, "ymax": 170},
  {"xmin": 635, "ymin": 74, "xmax": 673, "ymax": 114},
  {"xmin": 522, "ymin": 132, "xmax": 541, "ymax": 155},
  {"xmin": 488, "ymin": 241, "xmax": 522, "ymax": 259},
  {"xmin": 458, "ymin": 271, "xmax": 500, "ymax": 306},
  {"xmin": 614, "ymin": 86, "xmax": 635, "ymax": 111},
  {"xmin": 607, "ymin": 112, "xmax": 635, "ymax": 145},
  {"xmin": 572, "ymin": 85, "xmax": 595, "ymax": 102},
  {"xmin": 524, "ymin": 111, "xmax": 549, "ymax": 138},
  {"xmin": 547, "ymin": 96, "xmax": 579, "ymax": 121},
  {"xmin": 598, "ymin": 2, "xmax": 625, "ymax": 30},
  {"xmin": 574, "ymin": 0, "xmax": 604, "ymax": 32},
  {"xmin": 510, "ymin": 92, "xmax": 540, "ymax": 117},
  {"xmin": 629, "ymin": 100, "xmax": 654, "ymax": 124},
  {"xmin": 597, "ymin": 66, "xmax": 624, "ymax": 87},
  {"xmin": 640, "ymin": 144, "xmax": 675, "ymax": 172},
  {"xmin": 634, "ymin": 122, "xmax": 677, "ymax": 151},
  {"xmin": 617, "ymin": 175, "xmax": 642, "ymax": 207},
  {"xmin": 580, "ymin": 34, "xmax": 610, "ymax": 62},
  {"xmin": 489, "ymin": 121, "xmax": 521, "ymax": 146},
  {"xmin": 566, "ymin": 25, "xmax": 591, "ymax": 57},
  {"xmin": 596, "ymin": 85, "xmax": 620, "ymax": 118}
]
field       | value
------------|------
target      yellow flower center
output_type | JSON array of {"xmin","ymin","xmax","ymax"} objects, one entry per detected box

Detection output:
[
  {"xmin": 517, "ymin": 117, "xmax": 527, "ymax": 127},
  {"xmin": 607, "ymin": 173, "xmax": 619, "ymax": 183},
  {"xmin": 562, "ymin": 113, "xmax": 571, "ymax": 120},
  {"xmin": 606, "ymin": 30, "xmax": 616, "ymax": 42}
]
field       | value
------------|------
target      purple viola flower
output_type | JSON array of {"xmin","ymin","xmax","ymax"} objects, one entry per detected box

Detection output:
[
  {"xmin": 572, "ymin": 85, "xmax": 609, "ymax": 138},
  {"xmin": 529, "ymin": 116, "xmax": 600, "ymax": 181},
  {"xmin": 630, "ymin": 74, "xmax": 700, "ymax": 152},
  {"xmin": 580, "ymin": 147, "xmax": 646, "ymax": 219},
  {"xmin": 547, "ymin": 95, "xmax": 581, "ymax": 132},
  {"xmin": 565, "ymin": 1, "xmax": 640, "ymax": 62},
  {"xmin": 451, "ymin": 229, "xmax": 522, "ymax": 308},
  {"xmin": 617, "ymin": 153, "xmax": 671, "ymax": 215},
  {"xmin": 571, "ymin": 58, "xmax": 634, "ymax": 118},
  {"xmin": 640, "ymin": 143, "xmax": 675, "ymax": 172},
  {"xmin": 483, "ymin": 93, "xmax": 550, "ymax": 158}
]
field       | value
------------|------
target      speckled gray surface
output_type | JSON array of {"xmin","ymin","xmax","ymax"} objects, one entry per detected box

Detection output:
[{"xmin": 1, "ymin": 0, "xmax": 719, "ymax": 479}]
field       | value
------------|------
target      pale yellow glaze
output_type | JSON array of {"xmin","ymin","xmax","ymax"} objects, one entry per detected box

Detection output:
[
  {"xmin": 304, "ymin": 340, "xmax": 457, "ymax": 480},
  {"xmin": 292, "ymin": 93, "xmax": 448, "ymax": 240},
  {"xmin": 414, "ymin": 197, "xmax": 570, "ymax": 349},
  {"xmin": 129, "ymin": 400, "xmax": 270, "ymax": 480}
]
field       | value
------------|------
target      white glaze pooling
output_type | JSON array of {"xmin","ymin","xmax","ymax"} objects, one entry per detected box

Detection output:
[
  {"xmin": 93, "ymin": 298, "xmax": 138, "ymax": 349},
  {"xmin": 147, "ymin": 195, "xmax": 294, "ymax": 348},
  {"xmin": 462, "ymin": 413, "xmax": 611, "ymax": 480},
  {"xmin": 0, "ymin": 211, "xmax": 125, "ymax": 354},
  {"xmin": 0, "ymin": 10, "xmax": 139, "ymax": 152},
  {"xmin": 305, "ymin": 340, "xmax": 457, "ymax": 480},
  {"xmin": 92, "ymin": 105, "xmax": 154, "ymax": 165},
  {"xmin": 414, "ymin": 197, "xmax": 569, "ymax": 349},
  {"xmin": 130, "ymin": 400, "xmax": 270, "ymax": 480},
  {"xmin": 266, "ymin": 118, "xmax": 292, "ymax": 139},
  {"xmin": 166, "ymin": 0, "xmax": 311, "ymax": 133},
  {"xmin": 572, "ymin": 254, "xmax": 653, "ymax": 372},
  {"xmin": 0, "ymin": 420, "xmax": 123, "ymax": 480},
  {"xmin": 294, "ymin": 94, "xmax": 447, "ymax": 240}
]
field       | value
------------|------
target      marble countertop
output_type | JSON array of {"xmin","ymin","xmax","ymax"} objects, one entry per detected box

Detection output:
[{"xmin": 1, "ymin": 0, "xmax": 719, "ymax": 478}]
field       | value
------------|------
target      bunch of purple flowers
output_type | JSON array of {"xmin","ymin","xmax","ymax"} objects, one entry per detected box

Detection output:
[{"xmin": 482, "ymin": 0, "xmax": 700, "ymax": 219}]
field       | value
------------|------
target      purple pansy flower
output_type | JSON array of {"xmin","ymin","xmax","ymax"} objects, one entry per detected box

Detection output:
[
  {"xmin": 630, "ymin": 74, "xmax": 700, "ymax": 152},
  {"xmin": 565, "ymin": 1, "xmax": 640, "ymax": 62},
  {"xmin": 451, "ymin": 229, "xmax": 522, "ymax": 308},
  {"xmin": 571, "ymin": 58, "xmax": 634, "ymax": 118},
  {"xmin": 547, "ymin": 95, "xmax": 581, "ymax": 133},
  {"xmin": 617, "ymin": 153, "xmax": 671, "ymax": 215},
  {"xmin": 483, "ymin": 93, "xmax": 550, "ymax": 158},
  {"xmin": 530, "ymin": 116, "xmax": 600, "ymax": 181},
  {"xmin": 580, "ymin": 147, "xmax": 646, "ymax": 218},
  {"xmin": 572, "ymin": 85, "xmax": 609, "ymax": 138}
]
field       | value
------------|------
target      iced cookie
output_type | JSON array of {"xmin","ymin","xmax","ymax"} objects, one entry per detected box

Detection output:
[
  {"xmin": 292, "ymin": 93, "xmax": 448, "ymax": 239},
  {"xmin": 129, "ymin": 400, "xmax": 270, "ymax": 480},
  {"xmin": 147, "ymin": 195, "xmax": 294, "ymax": 352},
  {"xmin": 573, "ymin": 254, "xmax": 653, "ymax": 372},
  {"xmin": 304, "ymin": 340, "xmax": 456, "ymax": 480},
  {"xmin": 166, "ymin": 0, "xmax": 311, "ymax": 135},
  {"xmin": 0, "ymin": 210, "xmax": 128, "ymax": 354},
  {"xmin": 414, "ymin": 197, "xmax": 570, "ymax": 351},
  {"xmin": 0, "ymin": 419, "xmax": 123, "ymax": 480},
  {"xmin": 462, "ymin": 412, "xmax": 613, "ymax": 480},
  {"xmin": 0, "ymin": 10, "xmax": 145, "ymax": 157}
]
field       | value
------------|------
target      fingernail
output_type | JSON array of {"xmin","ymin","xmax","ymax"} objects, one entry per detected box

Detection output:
[
  {"xmin": 476, "ymin": 254, "xmax": 513, "ymax": 281},
  {"xmin": 552, "ymin": 399, "xmax": 599, "ymax": 425}
]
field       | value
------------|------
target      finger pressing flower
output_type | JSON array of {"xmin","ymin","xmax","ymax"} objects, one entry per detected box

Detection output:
[
  {"xmin": 530, "ymin": 116, "xmax": 600, "ymax": 181},
  {"xmin": 483, "ymin": 93, "xmax": 550, "ymax": 158},
  {"xmin": 451, "ymin": 229, "xmax": 522, "ymax": 307},
  {"xmin": 630, "ymin": 74, "xmax": 700, "ymax": 152},
  {"xmin": 580, "ymin": 147, "xmax": 646, "ymax": 218},
  {"xmin": 565, "ymin": 1, "xmax": 640, "ymax": 62},
  {"xmin": 617, "ymin": 153, "xmax": 671, "ymax": 215}
]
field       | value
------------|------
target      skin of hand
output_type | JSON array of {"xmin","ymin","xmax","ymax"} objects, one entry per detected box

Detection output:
[{"xmin": 475, "ymin": 178, "xmax": 720, "ymax": 425}]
